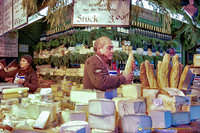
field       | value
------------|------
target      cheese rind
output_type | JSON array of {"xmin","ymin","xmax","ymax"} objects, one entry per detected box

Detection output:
[
  {"xmin": 122, "ymin": 115, "xmax": 152, "ymax": 133},
  {"xmin": 190, "ymin": 105, "xmax": 200, "ymax": 121},
  {"xmin": 63, "ymin": 126, "xmax": 86, "ymax": 133},
  {"xmin": 171, "ymin": 112, "xmax": 190, "ymax": 126},
  {"xmin": 89, "ymin": 99, "xmax": 115, "ymax": 115},
  {"xmin": 91, "ymin": 129, "xmax": 115, "ymax": 133},
  {"xmin": 150, "ymin": 111, "xmax": 172, "ymax": 128},
  {"xmin": 88, "ymin": 114, "xmax": 115, "ymax": 131}
]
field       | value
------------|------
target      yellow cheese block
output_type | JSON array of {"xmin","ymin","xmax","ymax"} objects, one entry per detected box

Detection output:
[{"xmin": 193, "ymin": 54, "xmax": 200, "ymax": 66}]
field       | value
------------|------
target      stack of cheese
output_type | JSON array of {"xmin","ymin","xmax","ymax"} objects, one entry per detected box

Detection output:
[
  {"xmin": 113, "ymin": 97, "xmax": 150, "ymax": 133},
  {"xmin": 1, "ymin": 87, "xmax": 29, "ymax": 100},
  {"xmin": 88, "ymin": 99, "xmax": 116, "ymax": 132}
]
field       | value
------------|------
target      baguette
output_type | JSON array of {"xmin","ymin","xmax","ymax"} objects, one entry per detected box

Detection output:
[
  {"xmin": 170, "ymin": 55, "xmax": 180, "ymax": 88},
  {"xmin": 145, "ymin": 60, "xmax": 158, "ymax": 88},
  {"xmin": 156, "ymin": 61, "xmax": 162, "ymax": 88},
  {"xmin": 159, "ymin": 54, "xmax": 171, "ymax": 88},
  {"xmin": 124, "ymin": 52, "xmax": 134, "ymax": 75},
  {"xmin": 140, "ymin": 62, "xmax": 149, "ymax": 88},
  {"xmin": 178, "ymin": 65, "xmax": 189, "ymax": 90}
]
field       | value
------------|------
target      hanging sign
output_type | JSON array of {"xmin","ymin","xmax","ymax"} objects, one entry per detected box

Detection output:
[
  {"xmin": 0, "ymin": 0, "xmax": 3, "ymax": 36},
  {"xmin": 72, "ymin": 0, "xmax": 131, "ymax": 26},
  {"xmin": 0, "ymin": 32, "xmax": 18, "ymax": 57},
  {"xmin": 3, "ymin": 0, "xmax": 13, "ymax": 33},
  {"xmin": 13, "ymin": 0, "xmax": 28, "ymax": 28}
]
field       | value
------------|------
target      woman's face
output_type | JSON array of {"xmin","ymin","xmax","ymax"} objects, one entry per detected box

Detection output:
[{"xmin": 20, "ymin": 58, "xmax": 29, "ymax": 69}]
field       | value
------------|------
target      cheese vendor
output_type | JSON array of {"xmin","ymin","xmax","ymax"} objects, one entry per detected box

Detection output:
[
  {"xmin": 83, "ymin": 36, "xmax": 134, "ymax": 95},
  {"xmin": 0, "ymin": 55, "xmax": 38, "ymax": 93}
]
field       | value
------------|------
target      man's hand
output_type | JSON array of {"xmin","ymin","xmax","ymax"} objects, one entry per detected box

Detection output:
[
  {"xmin": 16, "ymin": 79, "xmax": 25, "ymax": 85},
  {"xmin": 123, "ymin": 72, "xmax": 133, "ymax": 84},
  {"xmin": 0, "ymin": 63, "xmax": 4, "ymax": 70},
  {"xmin": 131, "ymin": 60, "xmax": 136, "ymax": 71}
]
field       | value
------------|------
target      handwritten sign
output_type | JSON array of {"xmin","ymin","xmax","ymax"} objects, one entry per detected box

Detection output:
[
  {"xmin": 3, "ymin": 0, "xmax": 12, "ymax": 33},
  {"xmin": 0, "ymin": 32, "xmax": 18, "ymax": 57},
  {"xmin": 0, "ymin": 0, "xmax": 3, "ymax": 36},
  {"xmin": 13, "ymin": 0, "xmax": 27, "ymax": 28},
  {"xmin": 73, "ymin": 0, "xmax": 131, "ymax": 26}
]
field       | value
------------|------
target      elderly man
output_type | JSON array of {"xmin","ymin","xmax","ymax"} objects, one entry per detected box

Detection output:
[{"xmin": 83, "ymin": 36, "xmax": 134, "ymax": 92}]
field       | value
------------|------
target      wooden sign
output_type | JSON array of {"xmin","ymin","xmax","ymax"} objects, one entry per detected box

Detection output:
[
  {"xmin": 3, "ymin": 0, "xmax": 13, "ymax": 33},
  {"xmin": 13, "ymin": 0, "xmax": 28, "ymax": 28},
  {"xmin": 72, "ymin": 0, "xmax": 131, "ymax": 27},
  {"xmin": 0, "ymin": 32, "xmax": 18, "ymax": 57},
  {"xmin": 0, "ymin": 0, "xmax": 3, "ymax": 36}
]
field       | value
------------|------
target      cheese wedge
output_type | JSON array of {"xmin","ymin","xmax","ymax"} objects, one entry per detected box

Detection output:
[
  {"xmin": 33, "ymin": 111, "xmax": 50, "ymax": 129},
  {"xmin": 88, "ymin": 114, "xmax": 115, "ymax": 131},
  {"xmin": 89, "ymin": 99, "xmax": 115, "ymax": 115}
]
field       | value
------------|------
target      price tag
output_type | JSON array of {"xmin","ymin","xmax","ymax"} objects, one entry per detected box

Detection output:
[{"xmin": 153, "ymin": 98, "xmax": 163, "ymax": 106}]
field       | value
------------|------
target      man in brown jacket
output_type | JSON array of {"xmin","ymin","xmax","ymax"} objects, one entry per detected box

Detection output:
[{"xmin": 83, "ymin": 36, "xmax": 134, "ymax": 91}]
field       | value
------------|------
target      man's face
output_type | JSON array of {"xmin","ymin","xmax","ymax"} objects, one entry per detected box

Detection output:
[{"xmin": 99, "ymin": 40, "xmax": 114, "ymax": 60}]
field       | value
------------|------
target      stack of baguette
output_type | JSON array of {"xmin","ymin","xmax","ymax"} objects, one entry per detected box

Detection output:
[{"xmin": 140, "ymin": 54, "xmax": 186, "ymax": 90}]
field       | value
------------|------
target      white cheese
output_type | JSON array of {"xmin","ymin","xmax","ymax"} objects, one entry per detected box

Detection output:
[
  {"xmin": 89, "ymin": 99, "xmax": 115, "ymax": 115},
  {"xmin": 190, "ymin": 105, "xmax": 200, "ymax": 121},
  {"xmin": 171, "ymin": 112, "xmax": 190, "ymax": 126},
  {"xmin": 63, "ymin": 126, "xmax": 86, "ymax": 133},
  {"xmin": 70, "ymin": 90, "xmax": 105, "ymax": 104},
  {"xmin": 88, "ymin": 114, "xmax": 115, "ymax": 131},
  {"xmin": 118, "ymin": 99, "xmax": 146, "ymax": 117},
  {"xmin": 75, "ymin": 103, "xmax": 88, "ymax": 113},
  {"xmin": 122, "ymin": 84, "xmax": 141, "ymax": 99},
  {"xmin": 33, "ymin": 111, "xmax": 50, "ymax": 129},
  {"xmin": 62, "ymin": 109, "xmax": 86, "ymax": 123},
  {"xmin": 150, "ymin": 111, "xmax": 172, "ymax": 128},
  {"xmin": 60, "ymin": 121, "xmax": 90, "ymax": 133},
  {"xmin": 121, "ymin": 115, "xmax": 152, "ymax": 133},
  {"xmin": 193, "ymin": 54, "xmax": 200, "ymax": 66}
]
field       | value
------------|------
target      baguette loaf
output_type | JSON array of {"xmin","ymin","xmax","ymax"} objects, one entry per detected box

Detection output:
[
  {"xmin": 140, "ymin": 62, "xmax": 149, "ymax": 88},
  {"xmin": 145, "ymin": 60, "xmax": 158, "ymax": 88},
  {"xmin": 178, "ymin": 65, "xmax": 189, "ymax": 90},
  {"xmin": 156, "ymin": 61, "xmax": 162, "ymax": 88},
  {"xmin": 124, "ymin": 52, "xmax": 135, "ymax": 75},
  {"xmin": 170, "ymin": 55, "xmax": 180, "ymax": 88},
  {"xmin": 159, "ymin": 54, "xmax": 171, "ymax": 88}
]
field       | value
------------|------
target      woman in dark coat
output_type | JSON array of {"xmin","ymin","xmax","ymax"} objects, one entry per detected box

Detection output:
[{"xmin": 0, "ymin": 55, "xmax": 38, "ymax": 93}]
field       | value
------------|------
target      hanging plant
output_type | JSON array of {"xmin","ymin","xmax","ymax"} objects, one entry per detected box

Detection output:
[
  {"xmin": 45, "ymin": 0, "xmax": 72, "ymax": 28},
  {"xmin": 22, "ymin": 0, "xmax": 38, "ymax": 16}
]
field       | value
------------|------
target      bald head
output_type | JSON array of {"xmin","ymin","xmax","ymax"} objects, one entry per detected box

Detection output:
[{"xmin": 94, "ymin": 36, "xmax": 112, "ymax": 52}]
